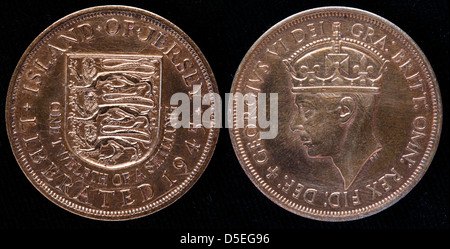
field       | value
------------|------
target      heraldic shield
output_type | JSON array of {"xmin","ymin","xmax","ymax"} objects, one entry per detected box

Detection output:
[{"xmin": 65, "ymin": 54, "xmax": 162, "ymax": 169}]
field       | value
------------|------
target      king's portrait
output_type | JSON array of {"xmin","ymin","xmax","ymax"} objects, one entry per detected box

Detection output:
[{"xmin": 286, "ymin": 22, "xmax": 388, "ymax": 189}]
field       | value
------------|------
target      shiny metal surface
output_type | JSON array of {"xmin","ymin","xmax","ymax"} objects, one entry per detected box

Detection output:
[
  {"xmin": 6, "ymin": 5, "xmax": 219, "ymax": 220},
  {"xmin": 230, "ymin": 7, "xmax": 442, "ymax": 221}
]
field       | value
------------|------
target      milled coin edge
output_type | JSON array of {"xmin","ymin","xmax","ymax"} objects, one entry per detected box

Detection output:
[
  {"xmin": 229, "ymin": 6, "xmax": 442, "ymax": 221},
  {"xmin": 6, "ymin": 5, "xmax": 220, "ymax": 221}
]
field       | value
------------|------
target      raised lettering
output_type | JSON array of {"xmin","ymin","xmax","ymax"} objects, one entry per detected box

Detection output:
[{"xmin": 138, "ymin": 184, "xmax": 154, "ymax": 202}]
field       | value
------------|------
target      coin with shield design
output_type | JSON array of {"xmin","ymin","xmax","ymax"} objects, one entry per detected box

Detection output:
[{"xmin": 6, "ymin": 6, "xmax": 219, "ymax": 220}]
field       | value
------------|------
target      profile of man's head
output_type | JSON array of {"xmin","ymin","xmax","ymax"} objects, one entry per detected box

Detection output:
[
  {"xmin": 291, "ymin": 92, "xmax": 377, "ymax": 159},
  {"xmin": 289, "ymin": 90, "xmax": 382, "ymax": 189},
  {"xmin": 285, "ymin": 21, "xmax": 388, "ymax": 189}
]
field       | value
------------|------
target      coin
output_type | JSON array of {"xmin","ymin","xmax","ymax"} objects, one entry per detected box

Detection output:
[
  {"xmin": 6, "ymin": 6, "xmax": 219, "ymax": 220},
  {"xmin": 230, "ymin": 7, "xmax": 442, "ymax": 221}
]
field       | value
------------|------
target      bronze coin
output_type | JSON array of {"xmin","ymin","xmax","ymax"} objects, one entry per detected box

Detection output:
[
  {"xmin": 6, "ymin": 6, "xmax": 219, "ymax": 220},
  {"xmin": 230, "ymin": 7, "xmax": 442, "ymax": 221}
]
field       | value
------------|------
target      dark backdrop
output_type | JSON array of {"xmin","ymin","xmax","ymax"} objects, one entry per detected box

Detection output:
[{"xmin": 0, "ymin": 0, "xmax": 448, "ymax": 245}]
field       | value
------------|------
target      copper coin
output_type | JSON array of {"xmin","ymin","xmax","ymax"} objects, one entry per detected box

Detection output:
[
  {"xmin": 6, "ymin": 6, "xmax": 219, "ymax": 220},
  {"xmin": 230, "ymin": 7, "xmax": 442, "ymax": 221}
]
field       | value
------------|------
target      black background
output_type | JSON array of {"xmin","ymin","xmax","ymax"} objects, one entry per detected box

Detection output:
[{"xmin": 0, "ymin": 0, "xmax": 448, "ymax": 245}]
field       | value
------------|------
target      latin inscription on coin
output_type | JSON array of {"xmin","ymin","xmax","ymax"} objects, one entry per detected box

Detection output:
[
  {"xmin": 6, "ymin": 6, "xmax": 219, "ymax": 220},
  {"xmin": 230, "ymin": 7, "xmax": 441, "ymax": 221}
]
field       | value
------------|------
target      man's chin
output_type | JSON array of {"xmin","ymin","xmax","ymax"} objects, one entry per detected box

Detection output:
[
  {"xmin": 304, "ymin": 144, "xmax": 326, "ymax": 158},
  {"xmin": 306, "ymin": 151, "xmax": 320, "ymax": 158},
  {"xmin": 304, "ymin": 144, "xmax": 319, "ymax": 157}
]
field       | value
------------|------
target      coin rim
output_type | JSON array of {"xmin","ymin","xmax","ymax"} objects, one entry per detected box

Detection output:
[
  {"xmin": 6, "ymin": 5, "xmax": 220, "ymax": 221},
  {"xmin": 229, "ymin": 6, "xmax": 442, "ymax": 221}
]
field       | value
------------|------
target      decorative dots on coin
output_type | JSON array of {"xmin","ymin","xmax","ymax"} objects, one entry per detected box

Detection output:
[
  {"xmin": 229, "ymin": 7, "xmax": 442, "ymax": 221},
  {"xmin": 6, "ymin": 6, "xmax": 219, "ymax": 220}
]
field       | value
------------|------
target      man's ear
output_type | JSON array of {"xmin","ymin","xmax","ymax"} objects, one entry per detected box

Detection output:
[{"xmin": 338, "ymin": 96, "xmax": 356, "ymax": 123}]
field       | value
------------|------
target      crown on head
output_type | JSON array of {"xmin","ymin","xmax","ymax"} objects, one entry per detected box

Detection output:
[{"xmin": 285, "ymin": 22, "xmax": 388, "ymax": 94}]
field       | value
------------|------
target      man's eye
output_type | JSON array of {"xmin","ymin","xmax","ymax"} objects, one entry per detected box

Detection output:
[
  {"xmin": 303, "ymin": 108, "xmax": 315, "ymax": 119},
  {"xmin": 301, "ymin": 103, "xmax": 316, "ymax": 119}
]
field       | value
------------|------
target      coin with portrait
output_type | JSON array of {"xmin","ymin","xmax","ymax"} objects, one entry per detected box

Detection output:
[{"xmin": 230, "ymin": 7, "xmax": 442, "ymax": 221}]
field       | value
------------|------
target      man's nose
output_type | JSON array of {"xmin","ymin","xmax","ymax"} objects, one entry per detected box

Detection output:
[{"xmin": 290, "ymin": 112, "xmax": 305, "ymax": 132}]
